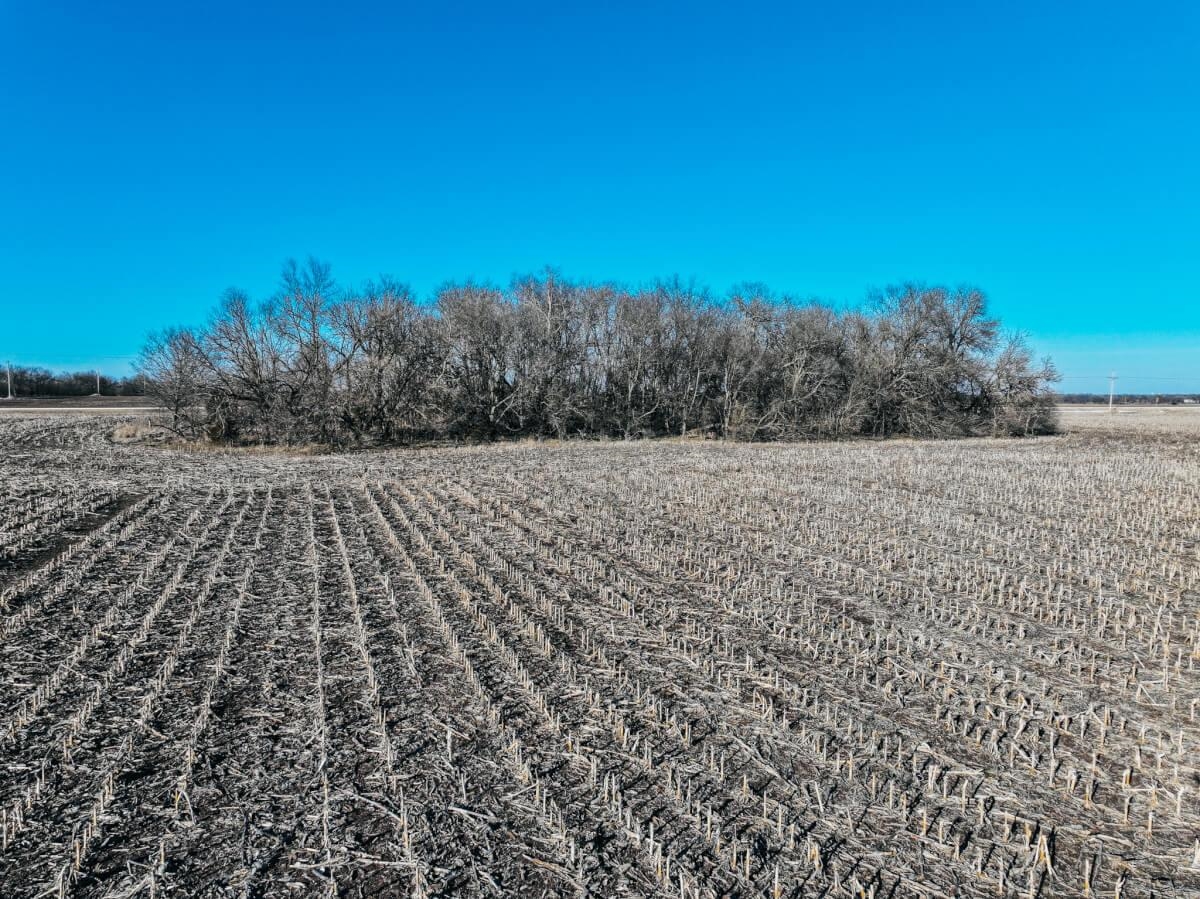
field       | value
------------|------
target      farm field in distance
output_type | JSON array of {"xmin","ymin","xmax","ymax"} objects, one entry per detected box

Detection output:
[{"xmin": 0, "ymin": 409, "xmax": 1197, "ymax": 899}]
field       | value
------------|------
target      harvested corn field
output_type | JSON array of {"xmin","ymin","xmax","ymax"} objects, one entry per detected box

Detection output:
[{"xmin": 1, "ymin": 413, "xmax": 1198, "ymax": 898}]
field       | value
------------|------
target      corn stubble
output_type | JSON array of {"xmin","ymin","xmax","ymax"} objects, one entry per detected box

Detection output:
[{"xmin": 0, "ymin": 413, "xmax": 1197, "ymax": 898}]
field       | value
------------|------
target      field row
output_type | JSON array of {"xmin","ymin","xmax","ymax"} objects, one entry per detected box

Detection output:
[{"xmin": 1, "ymin": 424, "xmax": 1197, "ymax": 898}]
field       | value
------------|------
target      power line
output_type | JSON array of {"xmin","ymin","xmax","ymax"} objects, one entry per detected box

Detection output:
[
  {"xmin": 0, "ymin": 354, "xmax": 140, "ymax": 370},
  {"xmin": 1057, "ymin": 375, "xmax": 1197, "ymax": 382}
]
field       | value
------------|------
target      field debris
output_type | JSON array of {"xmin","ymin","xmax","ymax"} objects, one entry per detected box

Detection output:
[{"xmin": 0, "ymin": 413, "xmax": 1197, "ymax": 898}]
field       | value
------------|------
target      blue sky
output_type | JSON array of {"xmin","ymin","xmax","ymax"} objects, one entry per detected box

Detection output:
[{"xmin": 1, "ymin": 2, "xmax": 1196, "ymax": 393}]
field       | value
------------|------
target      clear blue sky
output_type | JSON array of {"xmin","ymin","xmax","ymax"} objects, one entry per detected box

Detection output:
[{"xmin": 2, "ymin": 1, "xmax": 1196, "ymax": 393}]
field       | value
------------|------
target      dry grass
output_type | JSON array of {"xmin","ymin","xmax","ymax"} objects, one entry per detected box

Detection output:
[
  {"xmin": 172, "ymin": 438, "xmax": 334, "ymax": 456},
  {"xmin": 110, "ymin": 421, "xmax": 171, "ymax": 443}
]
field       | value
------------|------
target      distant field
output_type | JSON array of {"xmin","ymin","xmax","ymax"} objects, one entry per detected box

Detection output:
[
  {"xmin": 1058, "ymin": 403, "xmax": 1200, "ymax": 434},
  {"xmin": 0, "ymin": 415, "xmax": 1197, "ymax": 899},
  {"xmin": 0, "ymin": 396, "xmax": 161, "ymax": 414}
]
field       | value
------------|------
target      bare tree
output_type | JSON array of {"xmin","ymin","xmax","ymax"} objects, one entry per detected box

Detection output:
[
  {"xmin": 146, "ymin": 261, "xmax": 1059, "ymax": 445},
  {"xmin": 987, "ymin": 333, "xmax": 1060, "ymax": 435},
  {"xmin": 138, "ymin": 328, "xmax": 207, "ymax": 436},
  {"xmin": 436, "ymin": 283, "xmax": 520, "ymax": 438},
  {"xmin": 335, "ymin": 277, "xmax": 440, "ymax": 441}
]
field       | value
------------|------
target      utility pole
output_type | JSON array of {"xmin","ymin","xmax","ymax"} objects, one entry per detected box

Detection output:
[
  {"xmin": 5, "ymin": 362, "xmax": 11, "ymax": 400},
  {"xmin": 95, "ymin": 370, "xmax": 101, "ymax": 396},
  {"xmin": 1108, "ymin": 371, "xmax": 1117, "ymax": 413}
]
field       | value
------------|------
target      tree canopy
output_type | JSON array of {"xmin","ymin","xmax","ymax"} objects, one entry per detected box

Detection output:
[{"xmin": 140, "ymin": 259, "xmax": 1058, "ymax": 444}]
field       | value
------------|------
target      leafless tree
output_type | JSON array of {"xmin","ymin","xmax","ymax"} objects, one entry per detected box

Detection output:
[
  {"xmin": 138, "ymin": 328, "xmax": 207, "ymax": 436},
  {"xmin": 149, "ymin": 259, "xmax": 1060, "ymax": 445},
  {"xmin": 986, "ymin": 333, "xmax": 1060, "ymax": 435}
]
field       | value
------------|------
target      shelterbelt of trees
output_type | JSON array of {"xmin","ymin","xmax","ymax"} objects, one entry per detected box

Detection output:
[
  {"xmin": 1, "ymin": 368, "xmax": 145, "ymax": 398},
  {"xmin": 140, "ymin": 258, "xmax": 1059, "ymax": 445}
]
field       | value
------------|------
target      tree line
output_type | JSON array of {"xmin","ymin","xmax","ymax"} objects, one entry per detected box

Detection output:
[
  {"xmin": 140, "ymin": 258, "xmax": 1059, "ymax": 445},
  {"xmin": 1, "ymin": 366, "xmax": 145, "ymax": 398},
  {"xmin": 1058, "ymin": 393, "xmax": 1199, "ymax": 405}
]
